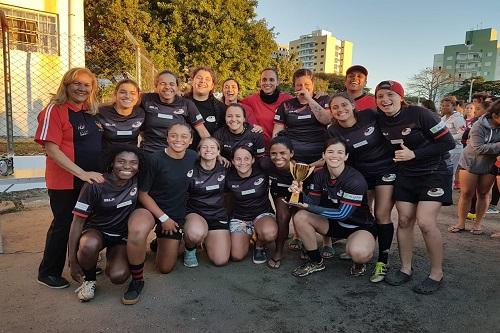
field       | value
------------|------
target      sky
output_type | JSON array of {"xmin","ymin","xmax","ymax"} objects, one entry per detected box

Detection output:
[{"xmin": 256, "ymin": 0, "xmax": 500, "ymax": 91}]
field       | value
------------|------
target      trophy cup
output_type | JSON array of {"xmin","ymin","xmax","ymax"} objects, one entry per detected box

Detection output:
[{"xmin": 289, "ymin": 161, "xmax": 315, "ymax": 204}]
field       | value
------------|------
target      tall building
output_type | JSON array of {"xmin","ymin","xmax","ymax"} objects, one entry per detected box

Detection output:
[
  {"xmin": 272, "ymin": 44, "xmax": 289, "ymax": 59},
  {"xmin": 289, "ymin": 29, "xmax": 352, "ymax": 75},
  {"xmin": 433, "ymin": 28, "xmax": 500, "ymax": 81}
]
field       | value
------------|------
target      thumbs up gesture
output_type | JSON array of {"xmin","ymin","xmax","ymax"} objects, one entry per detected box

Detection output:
[{"xmin": 394, "ymin": 143, "xmax": 415, "ymax": 162}]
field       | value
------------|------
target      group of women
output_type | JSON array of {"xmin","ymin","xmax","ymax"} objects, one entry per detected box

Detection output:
[{"xmin": 35, "ymin": 63, "xmax": 495, "ymax": 307}]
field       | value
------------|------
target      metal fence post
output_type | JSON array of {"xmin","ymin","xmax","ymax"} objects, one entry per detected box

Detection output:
[
  {"xmin": 1, "ymin": 10, "xmax": 14, "ymax": 156},
  {"xmin": 124, "ymin": 30, "xmax": 141, "ymax": 89}
]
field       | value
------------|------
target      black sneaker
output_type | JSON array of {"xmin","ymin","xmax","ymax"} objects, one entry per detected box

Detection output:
[
  {"xmin": 292, "ymin": 260, "xmax": 325, "ymax": 277},
  {"xmin": 96, "ymin": 267, "xmax": 103, "ymax": 275},
  {"xmin": 412, "ymin": 277, "xmax": 443, "ymax": 295},
  {"xmin": 350, "ymin": 263, "xmax": 367, "ymax": 277},
  {"xmin": 37, "ymin": 275, "xmax": 70, "ymax": 289},
  {"xmin": 252, "ymin": 247, "xmax": 267, "ymax": 264},
  {"xmin": 122, "ymin": 280, "xmax": 144, "ymax": 305},
  {"xmin": 149, "ymin": 238, "xmax": 158, "ymax": 252},
  {"xmin": 385, "ymin": 269, "xmax": 412, "ymax": 286}
]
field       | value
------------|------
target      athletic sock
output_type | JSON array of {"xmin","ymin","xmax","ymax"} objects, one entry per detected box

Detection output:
[
  {"xmin": 185, "ymin": 245, "xmax": 196, "ymax": 251},
  {"xmin": 83, "ymin": 267, "xmax": 96, "ymax": 281},
  {"xmin": 307, "ymin": 249, "xmax": 322, "ymax": 263},
  {"xmin": 129, "ymin": 263, "xmax": 144, "ymax": 281},
  {"xmin": 377, "ymin": 223, "xmax": 394, "ymax": 264}
]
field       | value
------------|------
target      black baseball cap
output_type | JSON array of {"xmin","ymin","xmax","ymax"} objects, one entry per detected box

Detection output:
[{"xmin": 346, "ymin": 65, "xmax": 368, "ymax": 76}]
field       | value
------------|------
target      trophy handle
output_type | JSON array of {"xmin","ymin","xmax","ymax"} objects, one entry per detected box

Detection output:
[{"xmin": 306, "ymin": 165, "xmax": 315, "ymax": 178}]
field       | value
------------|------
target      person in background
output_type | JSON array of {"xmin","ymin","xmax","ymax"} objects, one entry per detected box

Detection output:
[
  {"xmin": 97, "ymin": 79, "xmax": 145, "ymax": 151},
  {"xmin": 421, "ymin": 99, "xmax": 437, "ymax": 113},
  {"xmin": 241, "ymin": 68, "xmax": 293, "ymax": 148},
  {"xmin": 450, "ymin": 100, "xmax": 500, "ymax": 234},
  {"xmin": 344, "ymin": 65, "xmax": 376, "ymax": 111},
  {"xmin": 35, "ymin": 67, "xmax": 104, "ymax": 289},
  {"xmin": 440, "ymin": 96, "xmax": 466, "ymax": 191}
]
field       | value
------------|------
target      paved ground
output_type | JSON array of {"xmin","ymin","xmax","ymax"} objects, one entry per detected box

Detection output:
[{"xmin": 1, "ymin": 192, "xmax": 499, "ymax": 333}]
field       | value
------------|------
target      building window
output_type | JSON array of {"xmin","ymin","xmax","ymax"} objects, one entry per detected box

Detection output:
[
  {"xmin": 321, "ymin": 42, "xmax": 325, "ymax": 44},
  {"xmin": 321, "ymin": 49, "xmax": 324, "ymax": 51},
  {"xmin": 446, "ymin": 56, "xmax": 453, "ymax": 60},
  {"xmin": 457, "ymin": 53, "xmax": 467, "ymax": 61},
  {"xmin": 0, "ymin": 5, "xmax": 59, "ymax": 55},
  {"xmin": 320, "ymin": 62, "xmax": 323, "ymax": 64},
  {"xmin": 487, "ymin": 52, "xmax": 493, "ymax": 57},
  {"xmin": 484, "ymin": 61, "xmax": 491, "ymax": 66},
  {"xmin": 320, "ymin": 55, "xmax": 323, "ymax": 58},
  {"xmin": 446, "ymin": 65, "xmax": 452, "ymax": 69},
  {"xmin": 484, "ymin": 71, "xmax": 488, "ymax": 76}
]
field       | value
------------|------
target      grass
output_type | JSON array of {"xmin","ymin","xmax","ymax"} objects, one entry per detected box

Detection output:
[{"xmin": 0, "ymin": 139, "xmax": 44, "ymax": 156}]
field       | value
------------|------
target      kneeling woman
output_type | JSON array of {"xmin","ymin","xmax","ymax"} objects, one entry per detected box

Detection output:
[
  {"xmin": 226, "ymin": 146, "xmax": 278, "ymax": 264},
  {"xmin": 125, "ymin": 123, "xmax": 197, "ymax": 305},
  {"xmin": 68, "ymin": 146, "xmax": 142, "ymax": 302},
  {"xmin": 289, "ymin": 137, "xmax": 377, "ymax": 277},
  {"xmin": 184, "ymin": 137, "xmax": 231, "ymax": 267}
]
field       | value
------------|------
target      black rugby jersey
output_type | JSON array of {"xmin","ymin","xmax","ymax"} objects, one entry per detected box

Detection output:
[
  {"xmin": 72, "ymin": 173, "xmax": 138, "ymax": 236},
  {"xmin": 213, "ymin": 124, "xmax": 266, "ymax": 159},
  {"xmin": 225, "ymin": 166, "xmax": 273, "ymax": 220},
  {"xmin": 97, "ymin": 104, "xmax": 145, "ymax": 150},
  {"xmin": 259, "ymin": 157, "xmax": 293, "ymax": 199},
  {"xmin": 328, "ymin": 109, "xmax": 396, "ymax": 178},
  {"xmin": 140, "ymin": 93, "xmax": 204, "ymax": 152},
  {"xmin": 377, "ymin": 105, "xmax": 455, "ymax": 176},
  {"xmin": 190, "ymin": 95, "xmax": 226, "ymax": 149},
  {"xmin": 274, "ymin": 95, "xmax": 331, "ymax": 163},
  {"xmin": 187, "ymin": 162, "xmax": 227, "ymax": 221},
  {"xmin": 305, "ymin": 166, "xmax": 374, "ymax": 226},
  {"xmin": 139, "ymin": 149, "xmax": 197, "ymax": 221}
]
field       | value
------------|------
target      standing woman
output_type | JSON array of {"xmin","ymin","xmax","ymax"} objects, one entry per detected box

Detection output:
[
  {"xmin": 328, "ymin": 92, "xmax": 396, "ymax": 283},
  {"xmin": 97, "ymin": 79, "xmax": 145, "ymax": 150},
  {"xmin": 68, "ymin": 146, "xmax": 142, "ymax": 302},
  {"xmin": 375, "ymin": 81, "xmax": 455, "ymax": 294},
  {"xmin": 183, "ymin": 137, "xmax": 231, "ymax": 267},
  {"xmin": 450, "ymin": 100, "xmax": 500, "ymax": 234},
  {"xmin": 35, "ymin": 68, "xmax": 104, "ymax": 289},
  {"xmin": 241, "ymin": 68, "xmax": 293, "ymax": 148},
  {"xmin": 213, "ymin": 103, "xmax": 266, "ymax": 160},
  {"xmin": 140, "ymin": 70, "xmax": 209, "ymax": 152},
  {"xmin": 123, "ymin": 123, "xmax": 197, "ymax": 305},
  {"xmin": 221, "ymin": 78, "xmax": 257, "ymax": 125},
  {"xmin": 226, "ymin": 146, "xmax": 278, "ymax": 264},
  {"xmin": 273, "ymin": 68, "xmax": 332, "ymax": 166}
]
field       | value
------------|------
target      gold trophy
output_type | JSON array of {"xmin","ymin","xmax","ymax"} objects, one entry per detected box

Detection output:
[{"xmin": 289, "ymin": 161, "xmax": 315, "ymax": 204}]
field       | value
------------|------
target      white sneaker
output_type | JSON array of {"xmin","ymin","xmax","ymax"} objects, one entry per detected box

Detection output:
[{"xmin": 75, "ymin": 280, "xmax": 96, "ymax": 302}]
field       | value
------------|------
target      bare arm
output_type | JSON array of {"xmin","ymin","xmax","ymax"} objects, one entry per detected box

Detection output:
[
  {"xmin": 45, "ymin": 142, "xmax": 104, "ymax": 184},
  {"xmin": 272, "ymin": 123, "xmax": 286, "ymax": 138},
  {"xmin": 194, "ymin": 123, "xmax": 211, "ymax": 139},
  {"xmin": 67, "ymin": 215, "xmax": 85, "ymax": 282},
  {"xmin": 306, "ymin": 96, "xmax": 332, "ymax": 125}
]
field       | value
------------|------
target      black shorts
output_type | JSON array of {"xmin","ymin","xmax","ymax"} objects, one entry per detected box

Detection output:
[
  {"xmin": 491, "ymin": 163, "xmax": 499, "ymax": 176},
  {"xmin": 186, "ymin": 210, "xmax": 229, "ymax": 231},
  {"xmin": 327, "ymin": 220, "xmax": 377, "ymax": 239},
  {"xmin": 365, "ymin": 172, "xmax": 397, "ymax": 190},
  {"xmin": 394, "ymin": 173, "xmax": 453, "ymax": 206},
  {"xmin": 82, "ymin": 228, "xmax": 126, "ymax": 248},
  {"xmin": 154, "ymin": 218, "xmax": 185, "ymax": 240}
]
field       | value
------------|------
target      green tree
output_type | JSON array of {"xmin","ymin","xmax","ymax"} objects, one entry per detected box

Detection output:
[
  {"xmin": 151, "ymin": 0, "xmax": 276, "ymax": 95},
  {"xmin": 450, "ymin": 77, "xmax": 500, "ymax": 101},
  {"xmin": 315, "ymin": 73, "xmax": 345, "ymax": 94},
  {"xmin": 272, "ymin": 52, "xmax": 301, "ymax": 93}
]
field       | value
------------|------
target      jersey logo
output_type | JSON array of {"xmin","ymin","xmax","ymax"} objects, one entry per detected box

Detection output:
[
  {"xmin": 364, "ymin": 126, "xmax": 374, "ymax": 136},
  {"xmin": 187, "ymin": 169, "xmax": 194, "ymax": 177},
  {"xmin": 232, "ymin": 184, "xmax": 239, "ymax": 188},
  {"xmin": 132, "ymin": 121, "xmax": 142, "ymax": 128},
  {"xmin": 427, "ymin": 188, "xmax": 444, "ymax": 197},
  {"xmin": 401, "ymin": 127, "xmax": 412, "ymax": 136},
  {"xmin": 217, "ymin": 174, "xmax": 225, "ymax": 182},
  {"xmin": 149, "ymin": 105, "xmax": 159, "ymax": 110},
  {"xmin": 274, "ymin": 114, "xmax": 281, "ymax": 121},
  {"xmin": 103, "ymin": 198, "xmax": 115, "ymax": 202},
  {"xmin": 337, "ymin": 190, "xmax": 343, "ymax": 197},
  {"xmin": 382, "ymin": 174, "xmax": 396, "ymax": 182},
  {"xmin": 174, "ymin": 109, "xmax": 185, "ymax": 114},
  {"xmin": 77, "ymin": 124, "xmax": 88, "ymax": 136},
  {"xmin": 246, "ymin": 142, "xmax": 254, "ymax": 147},
  {"xmin": 105, "ymin": 122, "xmax": 114, "ymax": 127},
  {"xmin": 430, "ymin": 121, "xmax": 446, "ymax": 134},
  {"xmin": 382, "ymin": 132, "xmax": 389, "ymax": 136},
  {"xmin": 254, "ymin": 177, "xmax": 264, "ymax": 185},
  {"xmin": 130, "ymin": 187, "xmax": 137, "ymax": 196},
  {"xmin": 206, "ymin": 116, "xmax": 216, "ymax": 122},
  {"xmin": 195, "ymin": 180, "xmax": 204, "ymax": 185}
]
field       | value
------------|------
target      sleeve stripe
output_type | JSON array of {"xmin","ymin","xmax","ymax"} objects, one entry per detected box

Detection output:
[
  {"xmin": 40, "ymin": 104, "xmax": 55, "ymax": 141},
  {"xmin": 339, "ymin": 199, "xmax": 362, "ymax": 207},
  {"xmin": 309, "ymin": 191, "xmax": 321, "ymax": 196},
  {"xmin": 320, "ymin": 204, "xmax": 353, "ymax": 219},
  {"xmin": 72, "ymin": 211, "xmax": 88, "ymax": 218},
  {"xmin": 434, "ymin": 128, "xmax": 450, "ymax": 140}
]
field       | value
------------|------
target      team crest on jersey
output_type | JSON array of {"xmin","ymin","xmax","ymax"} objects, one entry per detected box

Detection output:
[
  {"xmin": 132, "ymin": 121, "xmax": 142, "ymax": 128},
  {"xmin": 187, "ymin": 169, "xmax": 194, "ymax": 177},
  {"xmin": 246, "ymin": 142, "xmax": 254, "ymax": 147},
  {"xmin": 336, "ymin": 190, "xmax": 343, "ymax": 197},
  {"xmin": 232, "ymin": 184, "xmax": 239, "ymax": 188},
  {"xmin": 427, "ymin": 188, "xmax": 444, "ymax": 197},
  {"xmin": 254, "ymin": 177, "xmax": 264, "ymax": 186},
  {"xmin": 206, "ymin": 116, "xmax": 216, "ymax": 122},
  {"xmin": 174, "ymin": 109, "xmax": 185, "ymax": 114},
  {"xmin": 129, "ymin": 187, "xmax": 137, "ymax": 196},
  {"xmin": 401, "ymin": 127, "xmax": 412, "ymax": 136},
  {"xmin": 217, "ymin": 174, "xmax": 225, "ymax": 182},
  {"xmin": 382, "ymin": 174, "xmax": 396, "ymax": 182},
  {"xmin": 382, "ymin": 132, "xmax": 389, "ymax": 136},
  {"xmin": 78, "ymin": 124, "xmax": 88, "ymax": 136},
  {"xmin": 364, "ymin": 126, "xmax": 374, "ymax": 136}
]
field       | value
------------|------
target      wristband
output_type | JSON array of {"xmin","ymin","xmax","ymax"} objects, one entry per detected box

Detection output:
[{"xmin": 158, "ymin": 214, "xmax": 170, "ymax": 223}]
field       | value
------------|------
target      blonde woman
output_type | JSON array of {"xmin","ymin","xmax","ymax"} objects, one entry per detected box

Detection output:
[{"xmin": 35, "ymin": 67, "xmax": 105, "ymax": 289}]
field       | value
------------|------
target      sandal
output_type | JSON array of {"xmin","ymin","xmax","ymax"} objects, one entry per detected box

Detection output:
[
  {"xmin": 288, "ymin": 239, "xmax": 303, "ymax": 252},
  {"xmin": 470, "ymin": 229, "xmax": 484, "ymax": 235},
  {"xmin": 448, "ymin": 225, "xmax": 465, "ymax": 233},
  {"xmin": 320, "ymin": 246, "xmax": 335, "ymax": 259},
  {"xmin": 267, "ymin": 258, "xmax": 281, "ymax": 269},
  {"xmin": 412, "ymin": 277, "xmax": 443, "ymax": 295}
]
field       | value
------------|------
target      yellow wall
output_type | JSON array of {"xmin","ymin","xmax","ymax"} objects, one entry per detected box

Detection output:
[{"xmin": 340, "ymin": 41, "xmax": 353, "ymax": 75}]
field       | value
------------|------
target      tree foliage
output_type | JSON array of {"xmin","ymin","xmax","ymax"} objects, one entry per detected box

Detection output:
[
  {"xmin": 407, "ymin": 67, "xmax": 458, "ymax": 103},
  {"xmin": 314, "ymin": 73, "xmax": 346, "ymax": 94},
  {"xmin": 150, "ymin": 0, "xmax": 277, "ymax": 95},
  {"xmin": 271, "ymin": 52, "xmax": 301, "ymax": 93},
  {"xmin": 449, "ymin": 77, "xmax": 500, "ymax": 101}
]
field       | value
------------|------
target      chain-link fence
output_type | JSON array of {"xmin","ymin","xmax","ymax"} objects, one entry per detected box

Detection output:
[{"xmin": 0, "ymin": 10, "xmax": 157, "ymax": 155}]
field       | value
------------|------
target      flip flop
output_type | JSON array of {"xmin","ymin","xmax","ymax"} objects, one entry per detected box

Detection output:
[
  {"xmin": 470, "ymin": 229, "xmax": 484, "ymax": 235},
  {"xmin": 267, "ymin": 258, "xmax": 281, "ymax": 269},
  {"xmin": 320, "ymin": 246, "xmax": 335, "ymax": 259},
  {"xmin": 448, "ymin": 226, "xmax": 465, "ymax": 233}
]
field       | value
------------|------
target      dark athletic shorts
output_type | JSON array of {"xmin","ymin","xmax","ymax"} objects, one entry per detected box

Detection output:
[
  {"xmin": 394, "ymin": 173, "xmax": 453, "ymax": 206},
  {"xmin": 186, "ymin": 210, "xmax": 229, "ymax": 231},
  {"xmin": 326, "ymin": 220, "xmax": 377, "ymax": 239},
  {"xmin": 82, "ymin": 228, "xmax": 126, "ymax": 248},
  {"xmin": 365, "ymin": 172, "xmax": 397, "ymax": 190}
]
